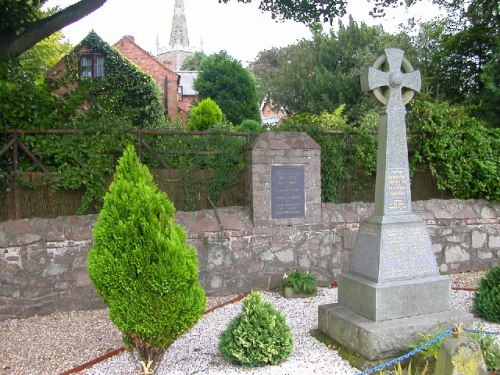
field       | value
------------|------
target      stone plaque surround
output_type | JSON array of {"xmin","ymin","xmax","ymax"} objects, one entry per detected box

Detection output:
[
  {"xmin": 247, "ymin": 132, "xmax": 321, "ymax": 228},
  {"xmin": 318, "ymin": 49, "xmax": 472, "ymax": 361}
]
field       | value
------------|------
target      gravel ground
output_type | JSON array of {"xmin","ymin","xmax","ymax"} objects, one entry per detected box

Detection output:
[{"xmin": 0, "ymin": 271, "xmax": 495, "ymax": 375}]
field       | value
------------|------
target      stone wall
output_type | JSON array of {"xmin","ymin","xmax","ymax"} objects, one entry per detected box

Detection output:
[{"xmin": 0, "ymin": 199, "xmax": 498, "ymax": 321}]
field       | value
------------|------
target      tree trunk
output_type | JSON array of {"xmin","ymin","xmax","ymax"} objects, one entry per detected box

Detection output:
[{"xmin": 0, "ymin": 0, "xmax": 107, "ymax": 60}]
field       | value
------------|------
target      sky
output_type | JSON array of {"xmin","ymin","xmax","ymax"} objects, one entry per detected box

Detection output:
[{"xmin": 43, "ymin": 0, "xmax": 443, "ymax": 65}]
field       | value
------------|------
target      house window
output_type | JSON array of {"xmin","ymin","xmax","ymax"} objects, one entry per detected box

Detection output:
[
  {"xmin": 79, "ymin": 53, "xmax": 105, "ymax": 78},
  {"xmin": 177, "ymin": 86, "xmax": 183, "ymax": 101}
]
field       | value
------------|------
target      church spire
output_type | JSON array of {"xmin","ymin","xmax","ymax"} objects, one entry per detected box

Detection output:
[{"xmin": 169, "ymin": 0, "xmax": 189, "ymax": 48}]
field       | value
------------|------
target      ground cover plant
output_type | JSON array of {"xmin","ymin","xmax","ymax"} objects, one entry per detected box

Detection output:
[
  {"xmin": 87, "ymin": 144, "xmax": 206, "ymax": 373},
  {"xmin": 280, "ymin": 270, "xmax": 317, "ymax": 294},
  {"xmin": 219, "ymin": 291, "xmax": 293, "ymax": 367}
]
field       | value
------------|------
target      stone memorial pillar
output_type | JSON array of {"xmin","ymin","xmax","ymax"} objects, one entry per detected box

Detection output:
[
  {"xmin": 246, "ymin": 132, "xmax": 321, "ymax": 228},
  {"xmin": 318, "ymin": 49, "xmax": 472, "ymax": 360}
]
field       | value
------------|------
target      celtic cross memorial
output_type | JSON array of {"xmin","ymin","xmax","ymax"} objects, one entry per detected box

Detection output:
[{"xmin": 318, "ymin": 49, "xmax": 471, "ymax": 361}]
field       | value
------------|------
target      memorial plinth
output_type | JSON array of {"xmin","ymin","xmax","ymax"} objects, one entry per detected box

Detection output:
[
  {"xmin": 318, "ymin": 49, "xmax": 472, "ymax": 361},
  {"xmin": 246, "ymin": 132, "xmax": 321, "ymax": 228}
]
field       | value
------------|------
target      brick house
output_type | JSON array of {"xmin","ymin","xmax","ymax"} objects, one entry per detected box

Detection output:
[
  {"xmin": 46, "ymin": 33, "xmax": 197, "ymax": 121},
  {"xmin": 114, "ymin": 35, "xmax": 180, "ymax": 119}
]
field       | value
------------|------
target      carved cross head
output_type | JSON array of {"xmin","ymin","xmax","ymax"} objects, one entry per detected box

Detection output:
[{"xmin": 360, "ymin": 48, "xmax": 421, "ymax": 108}]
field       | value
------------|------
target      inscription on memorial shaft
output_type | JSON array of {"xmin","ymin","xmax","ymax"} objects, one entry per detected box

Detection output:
[{"xmin": 271, "ymin": 165, "xmax": 305, "ymax": 219}]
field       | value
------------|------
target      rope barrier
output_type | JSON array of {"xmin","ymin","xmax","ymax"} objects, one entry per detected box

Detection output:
[
  {"xmin": 355, "ymin": 325, "xmax": 499, "ymax": 375},
  {"xmin": 355, "ymin": 328, "xmax": 454, "ymax": 375},
  {"xmin": 465, "ymin": 329, "xmax": 499, "ymax": 335}
]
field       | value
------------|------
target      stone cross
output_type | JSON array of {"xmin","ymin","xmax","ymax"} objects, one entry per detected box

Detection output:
[
  {"xmin": 360, "ymin": 48, "xmax": 421, "ymax": 216},
  {"xmin": 318, "ymin": 48, "xmax": 471, "ymax": 362}
]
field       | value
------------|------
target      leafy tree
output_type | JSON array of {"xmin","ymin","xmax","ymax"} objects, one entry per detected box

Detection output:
[
  {"xmin": 180, "ymin": 51, "xmax": 206, "ymax": 70},
  {"xmin": 409, "ymin": 0, "xmax": 499, "ymax": 125},
  {"xmin": 0, "ymin": 0, "xmax": 106, "ymax": 59},
  {"xmin": 252, "ymin": 18, "xmax": 413, "ymax": 121},
  {"xmin": 195, "ymin": 51, "xmax": 260, "ymax": 124},
  {"xmin": 188, "ymin": 97, "xmax": 223, "ymax": 131},
  {"xmin": 88, "ymin": 144, "xmax": 206, "ymax": 371},
  {"xmin": 0, "ymin": 30, "xmax": 71, "ymax": 129},
  {"xmin": 0, "ymin": 0, "xmax": 421, "ymax": 60}
]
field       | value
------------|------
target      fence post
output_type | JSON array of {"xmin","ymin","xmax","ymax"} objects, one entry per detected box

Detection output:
[{"xmin": 12, "ymin": 130, "xmax": 20, "ymax": 220}]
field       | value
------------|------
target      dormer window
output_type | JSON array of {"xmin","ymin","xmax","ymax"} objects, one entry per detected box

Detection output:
[{"xmin": 79, "ymin": 53, "xmax": 105, "ymax": 78}]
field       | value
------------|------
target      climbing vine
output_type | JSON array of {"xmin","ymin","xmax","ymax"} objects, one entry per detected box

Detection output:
[
  {"xmin": 408, "ymin": 97, "xmax": 499, "ymax": 201},
  {"xmin": 278, "ymin": 106, "xmax": 378, "ymax": 202}
]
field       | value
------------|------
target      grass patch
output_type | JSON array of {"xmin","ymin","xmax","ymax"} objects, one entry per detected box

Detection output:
[{"xmin": 309, "ymin": 329, "xmax": 368, "ymax": 370}]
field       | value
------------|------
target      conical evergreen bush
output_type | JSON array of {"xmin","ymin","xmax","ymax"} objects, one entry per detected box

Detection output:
[
  {"xmin": 219, "ymin": 291, "xmax": 293, "ymax": 367},
  {"xmin": 87, "ymin": 144, "xmax": 206, "ymax": 371}
]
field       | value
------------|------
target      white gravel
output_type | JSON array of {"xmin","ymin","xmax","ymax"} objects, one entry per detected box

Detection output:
[{"xmin": 82, "ymin": 288, "xmax": 499, "ymax": 375}]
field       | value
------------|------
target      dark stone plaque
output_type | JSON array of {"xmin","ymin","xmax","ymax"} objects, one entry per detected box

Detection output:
[{"xmin": 271, "ymin": 165, "xmax": 305, "ymax": 219}]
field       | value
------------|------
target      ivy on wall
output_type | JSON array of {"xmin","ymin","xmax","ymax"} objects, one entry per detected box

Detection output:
[{"xmin": 53, "ymin": 31, "xmax": 166, "ymax": 129}]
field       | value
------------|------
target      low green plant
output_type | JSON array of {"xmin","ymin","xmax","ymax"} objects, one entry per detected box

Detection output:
[
  {"xmin": 473, "ymin": 267, "xmax": 500, "ymax": 323},
  {"xmin": 87, "ymin": 144, "xmax": 206, "ymax": 372},
  {"xmin": 280, "ymin": 270, "xmax": 317, "ymax": 294},
  {"xmin": 468, "ymin": 329, "xmax": 500, "ymax": 371},
  {"xmin": 376, "ymin": 360, "xmax": 429, "ymax": 375},
  {"xmin": 218, "ymin": 291, "xmax": 293, "ymax": 367}
]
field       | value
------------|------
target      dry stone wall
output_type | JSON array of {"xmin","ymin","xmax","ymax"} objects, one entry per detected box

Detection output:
[{"xmin": 0, "ymin": 199, "xmax": 498, "ymax": 321}]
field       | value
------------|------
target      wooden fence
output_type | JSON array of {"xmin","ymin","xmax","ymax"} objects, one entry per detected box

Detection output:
[{"xmin": 0, "ymin": 129, "xmax": 451, "ymax": 221}]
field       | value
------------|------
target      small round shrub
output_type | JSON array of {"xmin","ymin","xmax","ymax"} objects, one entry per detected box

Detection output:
[
  {"xmin": 218, "ymin": 291, "xmax": 293, "ymax": 367},
  {"xmin": 237, "ymin": 119, "xmax": 261, "ymax": 133},
  {"xmin": 473, "ymin": 267, "xmax": 499, "ymax": 323},
  {"xmin": 188, "ymin": 97, "xmax": 223, "ymax": 131}
]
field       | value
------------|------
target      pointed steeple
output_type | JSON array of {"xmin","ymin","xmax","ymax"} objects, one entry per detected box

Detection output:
[{"xmin": 169, "ymin": 0, "xmax": 189, "ymax": 48}]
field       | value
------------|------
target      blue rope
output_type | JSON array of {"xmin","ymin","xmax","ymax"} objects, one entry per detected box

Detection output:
[
  {"xmin": 355, "ymin": 328, "xmax": 454, "ymax": 375},
  {"xmin": 465, "ymin": 329, "xmax": 499, "ymax": 335}
]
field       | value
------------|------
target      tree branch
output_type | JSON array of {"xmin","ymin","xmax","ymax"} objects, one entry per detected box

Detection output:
[{"xmin": 0, "ymin": 0, "xmax": 107, "ymax": 60}]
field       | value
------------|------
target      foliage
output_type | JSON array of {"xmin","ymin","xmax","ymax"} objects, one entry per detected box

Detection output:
[
  {"xmin": 237, "ymin": 119, "xmax": 262, "ymax": 133},
  {"xmin": 280, "ymin": 270, "xmax": 317, "ymax": 294},
  {"xmin": 87, "ymin": 144, "xmax": 206, "ymax": 370},
  {"xmin": 141, "ymin": 125, "xmax": 247, "ymax": 211},
  {"xmin": 251, "ymin": 18, "xmax": 413, "ymax": 122},
  {"xmin": 0, "ymin": 59, "xmax": 69, "ymax": 130},
  {"xmin": 1, "ymin": 30, "xmax": 166, "ymax": 213},
  {"xmin": 408, "ymin": 0, "xmax": 499, "ymax": 125},
  {"xmin": 409, "ymin": 326, "xmax": 500, "ymax": 373},
  {"xmin": 278, "ymin": 106, "xmax": 377, "ymax": 202},
  {"xmin": 220, "ymin": 0, "xmax": 418, "ymax": 25},
  {"xmin": 187, "ymin": 98, "xmax": 223, "ymax": 131},
  {"xmin": 468, "ymin": 329, "xmax": 500, "ymax": 371},
  {"xmin": 218, "ymin": 291, "xmax": 292, "ymax": 367},
  {"xmin": 408, "ymin": 98, "xmax": 500, "ymax": 201},
  {"xmin": 56, "ymin": 31, "xmax": 166, "ymax": 129},
  {"xmin": 180, "ymin": 51, "xmax": 206, "ymax": 70},
  {"xmin": 473, "ymin": 267, "xmax": 500, "ymax": 323},
  {"xmin": 0, "ymin": 0, "xmax": 106, "ymax": 59},
  {"xmin": 195, "ymin": 51, "xmax": 260, "ymax": 125}
]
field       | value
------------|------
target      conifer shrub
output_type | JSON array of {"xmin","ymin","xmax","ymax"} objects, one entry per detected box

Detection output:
[
  {"xmin": 218, "ymin": 291, "xmax": 293, "ymax": 367},
  {"xmin": 473, "ymin": 267, "xmax": 500, "ymax": 323},
  {"xmin": 188, "ymin": 97, "xmax": 223, "ymax": 131},
  {"xmin": 87, "ymin": 144, "xmax": 206, "ymax": 372},
  {"xmin": 237, "ymin": 119, "xmax": 262, "ymax": 133}
]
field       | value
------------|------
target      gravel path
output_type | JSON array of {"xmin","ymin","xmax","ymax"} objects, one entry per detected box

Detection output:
[{"xmin": 0, "ymin": 271, "xmax": 495, "ymax": 375}]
